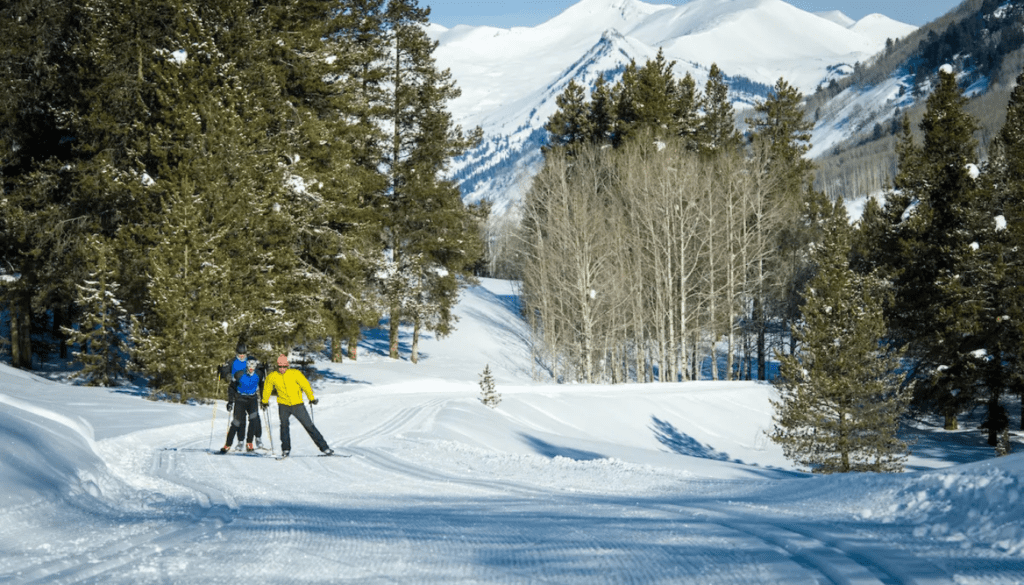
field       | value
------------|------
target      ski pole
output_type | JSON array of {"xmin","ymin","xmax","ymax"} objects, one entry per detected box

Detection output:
[
  {"xmin": 264, "ymin": 402, "xmax": 275, "ymax": 455},
  {"xmin": 209, "ymin": 372, "xmax": 220, "ymax": 451}
]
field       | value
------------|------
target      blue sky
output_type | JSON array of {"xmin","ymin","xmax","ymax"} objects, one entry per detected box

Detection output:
[{"xmin": 425, "ymin": 0, "xmax": 964, "ymax": 29}]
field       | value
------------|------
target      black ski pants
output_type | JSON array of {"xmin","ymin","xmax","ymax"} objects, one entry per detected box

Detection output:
[
  {"xmin": 278, "ymin": 403, "xmax": 328, "ymax": 453},
  {"xmin": 226, "ymin": 396, "xmax": 260, "ymax": 445}
]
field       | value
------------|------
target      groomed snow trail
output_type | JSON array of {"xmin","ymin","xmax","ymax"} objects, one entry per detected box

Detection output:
[{"xmin": 10, "ymin": 387, "xmax": 1021, "ymax": 585}]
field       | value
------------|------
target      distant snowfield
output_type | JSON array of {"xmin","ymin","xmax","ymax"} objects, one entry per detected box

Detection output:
[
  {"xmin": 428, "ymin": 0, "xmax": 918, "ymax": 213},
  {"xmin": 430, "ymin": 0, "xmax": 911, "ymax": 131},
  {"xmin": 2, "ymin": 278, "xmax": 1024, "ymax": 583}
]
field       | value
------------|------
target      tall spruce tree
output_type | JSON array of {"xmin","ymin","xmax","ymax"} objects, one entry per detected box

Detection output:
[
  {"xmin": 695, "ymin": 64, "xmax": 742, "ymax": 156},
  {"xmin": 882, "ymin": 66, "xmax": 986, "ymax": 429},
  {"xmin": 981, "ymin": 67, "xmax": 1024, "ymax": 433},
  {"xmin": 62, "ymin": 235, "xmax": 129, "ymax": 386},
  {"xmin": 614, "ymin": 50, "xmax": 678, "ymax": 145},
  {"xmin": 745, "ymin": 77, "xmax": 817, "ymax": 379},
  {"xmin": 121, "ymin": 0, "xmax": 305, "ymax": 399},
  {"xmin": 544, "ymin": 79, "xmax": 592, "ymax": 159},
  {"xmin": 379, "ymin": 0, "xmax": 483, "ymax": 360},
  {"xmin": 262, "ymin": 0, "xmax": 385, "ymax": 362},
  {"xmin": 674, "ymin": 72, "xmax": 700, "ymax": 151},
  {"xmin": 0, "ymin": 0, "xmax": 92, "ymax": 369},
  {"xmin": 771, "ymin": 200, "xmax": 911, "ymax": 473},
  {"xmin": 74, "ymin": 0, "xmax": 338, "ymax": 397},
  {"xmin": 588, "ymin": 75, "xmax": 616, "ymax": 147}
]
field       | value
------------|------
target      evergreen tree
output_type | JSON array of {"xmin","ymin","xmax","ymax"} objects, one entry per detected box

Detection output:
[
  {"xmin": 745, "ymin": 77, "xmax": 817, "ymax": 379},
  {"xmin": 981, "ymin": 67, "xmax": 1024, "ymax": 432},
  {"xmin": 883, "ymin": 66, "xmax": 986, "ymax": 429},
  {"xmin": 379, "ymin": 0, "xmax": 483, "ymax": 360},
  {"xmin": 80, "ymin": 0, "xmax": 332, "ymax": 397},
  {"xmin": 747, "ymin": 78, "xmax": 814, "ymax": 194},
  {"xmin": 614, "ymin": 50, "xmax": 678, "ymax": 144},
  {"xmin": 479, "ymin": 364, "xmax": 500, "ymax": 408},
  {"xmin": 588, "ymin": 75, "xmax": 616, "ymax": 147},
  {"xmin": 62, "ymin": 235, "xmax": 129, "ymax": 386},
  {"xmin": 771, "ymin": 201, "xmax": 911, "ymax": 473},
  {"xmin": 611, "ymin": 60, "xmax": 640, "ymax": 148},
  {"xmin": 0, "ymin": 0, "xmax": 91, "ymax": 369},
  {"xmin": 544, "ymin": 79, "xmax": 592, "ymax": 158},
  {"xmin": 264, "ymin": 0, "xmax": 385, "ymax": 362},
  {"xmin": 332, "ymin": 0, "xmax": 394, "ymax": 362},
  {"xmin": 674, "ymin": 72, "xmax": 700, "ymax": 151},
  {"xmin": 695, "ymin": 64, "xmax": 742, "ymax": 156}
]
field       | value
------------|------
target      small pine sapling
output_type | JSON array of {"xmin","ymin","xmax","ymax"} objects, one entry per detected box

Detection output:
[
  {"xmin": 996, "ymin": 428, "xmax": 1013, "ymax": 457},
  {"xmin": 479, "ymin": 364, "xmax": 501, "ymax": 408}
]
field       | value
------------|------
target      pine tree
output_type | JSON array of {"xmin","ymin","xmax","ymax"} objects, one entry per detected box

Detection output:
[
  {"xmin": 695, "ymin": 64, "xmax": 742, "ymax": 156},
  {"xmin": 771, "ymin": 201, "xmax": 911, "ymax": 473},
  {"xmin": 81, "ymin": 0, "xmax": 335, "ymax": 397},
  {"xmin": 62, "ymin": 235, "xmax": 129, "ymax": 386},
  {"xmin": 588, "ymin": 75, "xmax": 616, "ymax": 147},
  {"xmin": 614, "ymin": 50, "xmax": 678, "ymax": 145},
  {"xmin": 0, "ymin": 0, "xmax": 92, "ymax": 369},
  {"xmin": 747, "ymin": 78, "xmax": 814, "ymax": 194},
  {"xmin": 882, "ymin": 66, "xmax": 986, "ymax": 429},
  {"xmin": 544, "ymin": 79, "xmax": 592, "ymax": 158},
  {"xmin": 479, "ymin": 364, "xmax": 500, "ymax": 408},
  {"xmin": 673, "ymin": 72, "xmax": 700, "ymax": 151},
  {"xmin": 379, "ymin": 0, "xmax": 483, "ymax": 361},
  {"xmin": 745, "ymin": 77, "xmax": 817, "ymax": 379},
  {"xmin": 981, "ymin": 67, "xmax": 1024, "ymax": 433},
  {"xmin": 263, "ymin": 0, "xmax": 385, "ymax": 362}
]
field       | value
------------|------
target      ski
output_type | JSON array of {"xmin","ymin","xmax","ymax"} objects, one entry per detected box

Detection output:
[
  {"xmin": 275, "ymin": 452, "xmax": 352, "ymax": 460},
  {"xmin": 212, "ymin": 448, "xmax": 272, "ymax": 457}
]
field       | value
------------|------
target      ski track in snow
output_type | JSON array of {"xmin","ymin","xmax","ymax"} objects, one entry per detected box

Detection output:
[
  {"xmin": 6, "ymin": 391, "xmax": 995, "ymax": 585},
  {"xmin": 4, "ymin": 279, "xmax": 1024, "ymax": 584}
]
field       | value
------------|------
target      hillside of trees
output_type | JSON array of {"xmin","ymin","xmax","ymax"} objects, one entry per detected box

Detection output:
[
  {"xmin": 508, "ymin": 53, "xmax": 822, "ymax": 384},
  {"xmin": 0, "ymin": 0, "xmax": 484, "ymax": 400},
  {"xmin": 517, "ymin": 49, "xmax": 1024, "ymax": 468},
  {"xmin": 812, "ymin": 0, "xmax": 1024, "ymax": 200}
]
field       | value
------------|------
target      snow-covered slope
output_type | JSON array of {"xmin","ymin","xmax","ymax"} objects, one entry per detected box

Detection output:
[
  {"xmin": 2, "ymin": 278, "xmax": 1024, "ymax": 582},
  {"xmin": 430, "ymin": 0, "xmax": 916, "ymax": 212}
]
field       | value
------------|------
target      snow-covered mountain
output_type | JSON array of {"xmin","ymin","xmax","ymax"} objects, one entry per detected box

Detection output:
[{"xmin": 428, "ymin": 0, "xmax": 917, "ymax": 213}]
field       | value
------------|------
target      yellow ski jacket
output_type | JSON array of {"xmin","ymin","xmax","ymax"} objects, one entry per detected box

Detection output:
[{"xmin": 262, "ymin": 368, "xmax": 315, "ymax": 407}]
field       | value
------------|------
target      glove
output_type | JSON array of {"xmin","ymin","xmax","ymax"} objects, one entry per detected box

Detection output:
[
  {"xmin": 310, "ymin": 398, "xmax": 319, "ymax": 406},
  {"xmin": 226, "ymin": 403, "xmax": 233, "ymax": 412}
]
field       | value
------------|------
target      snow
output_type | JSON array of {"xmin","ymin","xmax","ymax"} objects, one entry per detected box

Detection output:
[
  {"xmin": 428, "ymin": 0, "xmax": 917, "ymax": 212},
  {"xmin": 2, "ymin": 278, "xmax": 1024, "ymax": 583}
]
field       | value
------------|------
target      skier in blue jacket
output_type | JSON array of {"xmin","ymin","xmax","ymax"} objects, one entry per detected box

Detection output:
[
  {"xmin": 219, "ymin": 358, "xmax": 266, "ymax": 453},
  {"xmin": 219, "ymin": 343, "xmax": 265, "ymax": 450}
]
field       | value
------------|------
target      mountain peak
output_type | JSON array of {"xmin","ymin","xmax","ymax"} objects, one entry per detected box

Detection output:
[
  {"xmin": 543, "ymin": 0, "xmax": 671, "ymax": 31},
  {"xmin": 431, "ymin": 0, "xmax": 916, "ymax": 212}
]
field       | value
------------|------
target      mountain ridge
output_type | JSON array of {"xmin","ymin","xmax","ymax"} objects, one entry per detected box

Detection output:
[{"xmin": 430, "ymin": 0, "xmax": 918, "ymax": 213}]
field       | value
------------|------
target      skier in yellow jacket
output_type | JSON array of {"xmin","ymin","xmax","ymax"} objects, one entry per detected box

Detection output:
[{"xmin": 261, "ymin": 354, "xmax": 333, "ymax": 457}]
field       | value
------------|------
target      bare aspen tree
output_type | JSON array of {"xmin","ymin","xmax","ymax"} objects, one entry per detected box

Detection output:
[
  {"xmin": 520, "ymin": 146, "xmax": 619, "ymax": 382},
  {"xmin": 519, "ymin": 132, "xmax": 794, "ymax": 385}
]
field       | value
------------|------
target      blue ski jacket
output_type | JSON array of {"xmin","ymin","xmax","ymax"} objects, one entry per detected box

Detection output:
[{"xmin": 233, "ymin": 370, "xmax": 263, "ymax": 397}]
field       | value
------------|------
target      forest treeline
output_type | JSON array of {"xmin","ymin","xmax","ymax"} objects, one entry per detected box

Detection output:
[
  {"xmin": 811, "ymin": 0, "xmax": 1024, "ymax": 200},
  {"xmin": 515, "ymin": 51, "xmax": 1024, "ymax": 469},
  {"xmin": 0, "ymin": 0, "xmax": 484, "ymax": 400},
  {"xmin": 509, "ymin": 53, "xmax": 820, "ymax": 384}
]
